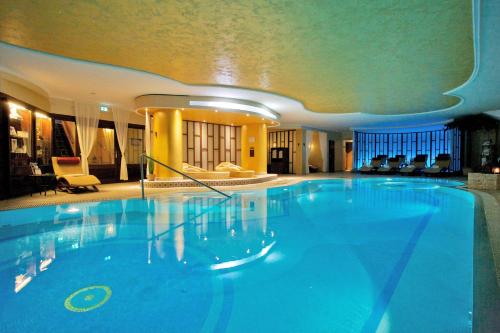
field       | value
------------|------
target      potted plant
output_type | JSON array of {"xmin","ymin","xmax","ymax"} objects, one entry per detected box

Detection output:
[{"xmin": 146, "ymin": 159, "xmax": 155, "ymax": 181}]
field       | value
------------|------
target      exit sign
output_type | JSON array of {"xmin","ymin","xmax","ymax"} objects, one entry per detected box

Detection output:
[{"xmin": 100, "ymin": 105, "xmax": 109, "ymax": 112}]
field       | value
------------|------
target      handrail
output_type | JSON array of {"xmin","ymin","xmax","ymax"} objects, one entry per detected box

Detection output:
[{"xmin": 139, "ymin": 154, "xmax": 231, "ymax": 199}]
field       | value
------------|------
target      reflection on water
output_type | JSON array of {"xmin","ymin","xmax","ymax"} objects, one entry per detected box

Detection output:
[
  {"xmin": 0, "ymin": 179, "xmax": 466, "ymax": 295},
  {"xmin": 0, "ymin": 178, "xmax": 473, "ymax": 333},
  {"xmin": 2, "ymin": 191, "xmax": 284, "ymax": 294}
]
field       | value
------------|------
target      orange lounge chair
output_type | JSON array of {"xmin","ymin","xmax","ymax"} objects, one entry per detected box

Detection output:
[{"xmin": 51, "ymin": 157, "xmax": 100, "ymax": 193}]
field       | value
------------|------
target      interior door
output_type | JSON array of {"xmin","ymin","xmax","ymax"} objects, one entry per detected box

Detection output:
[
  {"xmin": 345, "ymin": 141, "xmax": 353, "ymax": 170},
  {"xmin": 328, "ymin": 140, "xmax": 335, "ymax": 172}
]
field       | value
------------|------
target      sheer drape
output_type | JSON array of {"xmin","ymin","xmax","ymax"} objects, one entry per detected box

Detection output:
[
  {"xmin": 113, "ymin": 109, "xmax": 130, "ymax": 180},
  {"xmin": 102, "ymin": 129, "xmax": 114, "ymax": 163},
  {"xmin": 305, "ymin": 130, "xmax": 313, "ymax": 174},
  {"xmin": 319, "ymin": 131, "xmax": 328, "ymax": 172},
  {"xmin": 74, "ymin": 102, "xmax": 100, "ymax": 175}
]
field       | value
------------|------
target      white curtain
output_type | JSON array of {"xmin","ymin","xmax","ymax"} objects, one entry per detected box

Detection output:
[
  {"xmin": 102, "ymin": 129, "xmax": 114, "ymax": 164},
  {"xmin": 145, "ymin": 110, "xmax": 152, "ymax": 174},
  {"xmin": 74, "ymin": 102, "xmax": 100, "ymax": 175},
  {"xmin": 305, "ymin": 130, "xmax": 313, "ymax": 174},
  {"xmin": 319, "ymin": 131, "xmax": 328, "ymax": 172},
  {"xmin": 113, "ymin": 109, "xmax": 130, "ymax": 180}
]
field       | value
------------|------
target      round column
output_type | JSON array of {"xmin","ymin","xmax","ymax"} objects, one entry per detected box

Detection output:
[
  {"xmin": 152, "ymin": 109, "xmax": 183, "ymax": 180},
  {"xmin": 241, "ymin": 123, "xmax": 267, "ymax": 174}
]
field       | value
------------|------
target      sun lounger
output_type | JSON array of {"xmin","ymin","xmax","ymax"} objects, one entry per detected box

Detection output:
[
  {"xmin": 400, "ymin": 154, "xmax": 428, "ymax": 175},
  {"xmin": 359, "ymin": 155, "xmax": 387, "ymax": 173},
  {"xmin": 378, "ymin": 155, "xmax": 406, "ymax": 173},
  {"xmin": 215, "ymin": 162, "xmax": 255, "ymax": 178},
  {"xmin": 423, "ymin": 154, "xmax": 451, "ymax": 176},
  {"xmin": 182, "ymin": 163, "xmax": 230, "ymax": 179},
  {"xmin": 51, "ymin": 157, "xmax": 100, "ymax": 193}
]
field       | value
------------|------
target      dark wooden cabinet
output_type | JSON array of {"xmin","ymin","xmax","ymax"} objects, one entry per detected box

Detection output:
[{"xmin": 269, "ymin": 147, "xmax": 290, "ymax": 174}]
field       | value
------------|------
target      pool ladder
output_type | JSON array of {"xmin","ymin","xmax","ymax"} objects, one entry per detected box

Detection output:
[{"xmin": 139, "ymin": 154, "xmax": 232, "ymax": 199}]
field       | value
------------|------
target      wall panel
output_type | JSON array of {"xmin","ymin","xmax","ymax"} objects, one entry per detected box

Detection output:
[{"xmin": 182, "ymin": 120, "xmax": 240, "ymax": 170}]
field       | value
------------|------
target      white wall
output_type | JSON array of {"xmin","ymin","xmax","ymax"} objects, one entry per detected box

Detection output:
[{"xmin": 50, "ymin": 97, "xmax": 144, "ymax": 125}]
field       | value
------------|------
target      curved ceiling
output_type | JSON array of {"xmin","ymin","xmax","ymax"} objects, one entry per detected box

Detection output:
[{"xmin": 0, "ymin": 0, "xmax": 473, "ymax": 115}]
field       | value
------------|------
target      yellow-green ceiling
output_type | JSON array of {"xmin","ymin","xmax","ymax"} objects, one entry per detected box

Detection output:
[{"xmin": 0, "ymin": 0, "xmax": 473, "ymax": 115}]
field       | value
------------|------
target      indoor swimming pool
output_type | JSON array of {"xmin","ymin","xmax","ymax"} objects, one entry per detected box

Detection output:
[{"xmin": 0, "ymin": 178, "xmax": 474, "ymax": 332}]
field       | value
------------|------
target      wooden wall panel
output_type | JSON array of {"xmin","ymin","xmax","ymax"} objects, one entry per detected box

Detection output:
[{"xmin": 183, "ymin": 120, "xmax": 240, "ymax": 170}]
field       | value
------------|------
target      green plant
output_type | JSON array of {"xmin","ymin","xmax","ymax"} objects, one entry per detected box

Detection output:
[{"xmin": 148, "ymin": 158, "xmax": 154, "ymax": 175}]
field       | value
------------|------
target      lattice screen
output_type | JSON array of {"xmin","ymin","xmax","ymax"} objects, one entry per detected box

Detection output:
[{"xmin": 182, "ymin": 121, "xmax": 241, "ymax": 170}]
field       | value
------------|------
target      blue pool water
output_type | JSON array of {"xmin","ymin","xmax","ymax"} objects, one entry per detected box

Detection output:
[{"xmin": 0, "ymin": 178, "xmax": 474, "ymax": 332}]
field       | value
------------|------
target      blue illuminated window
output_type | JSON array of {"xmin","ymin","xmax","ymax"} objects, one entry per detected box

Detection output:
[{"xmin": 353, "ymin": 127, "xmax": 461, "ymax": 171}]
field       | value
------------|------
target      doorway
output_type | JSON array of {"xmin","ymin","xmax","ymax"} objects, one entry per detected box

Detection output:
[
  {"xmin": 89, "ymin": 122, "xmax": 118, "ymax": 183},
  {"xmin": 345, "ymin": 141, "xmax": 353, "ymax": 171},
  {"xmin": 328, "ymin": 140, "xmax": 335, "ymax": 172}
]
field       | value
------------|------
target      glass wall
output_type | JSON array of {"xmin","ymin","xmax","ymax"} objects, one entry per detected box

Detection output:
[{"xmin": 353, "ymin": 127, "xmax": 461, "ymax": 171}]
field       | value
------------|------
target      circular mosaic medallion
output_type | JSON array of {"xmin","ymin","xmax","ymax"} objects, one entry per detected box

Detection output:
[{"xmin": 64, "ymin": 285, "xmax": 112, "ymax": 312}]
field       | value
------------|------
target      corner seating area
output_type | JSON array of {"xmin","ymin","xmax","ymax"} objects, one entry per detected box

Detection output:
[{"xmin": 358, "ymin": 153, "xmax": 452, "ymax": 176}]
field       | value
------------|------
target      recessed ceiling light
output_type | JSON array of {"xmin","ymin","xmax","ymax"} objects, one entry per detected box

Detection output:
[
  {"xmin": 246, "ymin": 114, "xmax": 250, "ymax": 117},
  {"xmin": 189, "ymin": 101, "xmax": 277, "ymax": 119}
]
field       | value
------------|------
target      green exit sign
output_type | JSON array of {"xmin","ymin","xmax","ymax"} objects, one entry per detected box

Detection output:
[{"xmin": 100, "ymin": 105, "xmax": 109, "ymax": 112}]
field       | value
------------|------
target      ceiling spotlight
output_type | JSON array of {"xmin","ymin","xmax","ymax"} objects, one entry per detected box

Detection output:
[{"xmin": 189, "ymin": 100, "xmax": 277, "ymax": 119}]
